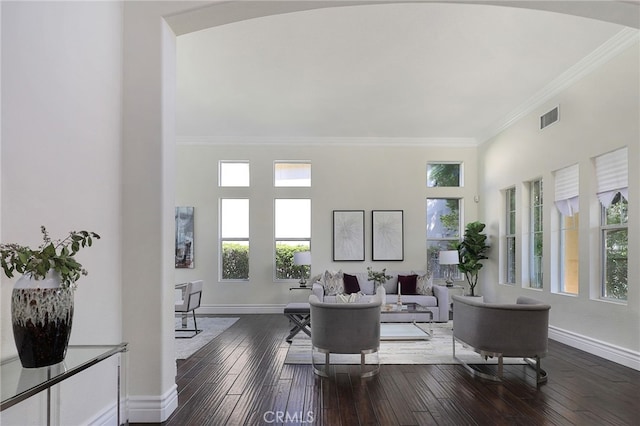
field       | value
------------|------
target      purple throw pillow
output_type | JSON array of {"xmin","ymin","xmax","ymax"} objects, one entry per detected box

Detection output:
[
  {"xmin": 398, "ymin": 274, "xmax": 418, "ymax": 295},
  {"xmin": 343, "ymin": 273, "xmax": 361, "ymax": 294}
]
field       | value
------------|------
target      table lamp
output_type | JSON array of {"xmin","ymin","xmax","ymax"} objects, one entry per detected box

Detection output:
[
  {"xmin": 438, "ymin": 250, "xmax": 459, "ymax": 287},
  {"xmin": 293, "ymin": 251, "xmax": 312, "ymax": 287}
]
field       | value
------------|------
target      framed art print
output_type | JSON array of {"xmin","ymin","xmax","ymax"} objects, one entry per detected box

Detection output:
[
  {"xmin": 372, "ymin": 210, "xmax": 404, "ymax": 261},
  {"xmin": 333, "ymin": 210, "xmax": 365, "ymax": 261},
  {"xmin": 175, "ymin": 206, "xmax": 195, "ymax": 268}
]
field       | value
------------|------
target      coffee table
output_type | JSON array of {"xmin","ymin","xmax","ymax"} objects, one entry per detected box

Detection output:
[{"xmin": 380, "ymin": 303, "xmax": 433, "ymax": 341}]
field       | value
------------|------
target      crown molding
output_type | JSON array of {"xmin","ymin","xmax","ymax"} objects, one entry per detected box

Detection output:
[
  {"xmin": 478, "ymin": 27, "xmax": 640, "ymax": 144},
  {"xmin": 176, "ymin": 136, "xmax": 478, "ymax": 147}
]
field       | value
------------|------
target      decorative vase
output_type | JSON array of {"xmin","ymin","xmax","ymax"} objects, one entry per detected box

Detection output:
[{"xmin": 11, "ymin": 271, "xmax": 74, "ymax": 368}]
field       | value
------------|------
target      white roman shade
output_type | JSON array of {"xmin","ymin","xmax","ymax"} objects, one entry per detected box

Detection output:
[
  {"xmin": 554, "ymin": 164, "xmax": 579, "ymax": 216},
  {"xmin": 595, "ymin": 147, "xmax": 628, "ymax": 207}
]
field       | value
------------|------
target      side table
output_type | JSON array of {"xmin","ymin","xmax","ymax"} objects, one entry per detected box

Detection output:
[{"xmin": 1, "ymin": 343, "xmax": 129, "ymax": 425}]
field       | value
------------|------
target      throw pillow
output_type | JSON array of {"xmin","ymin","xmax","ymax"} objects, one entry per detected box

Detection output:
[
  {"xmin": 343, "ymin": 273, "xmax": 360, "ymax": 294},
  {"xmin": 383, "ymin": 276, "xmax": 398, "ymax": 294},
  {"xmin": 414, "ymin": 271, "xmax": 433, "ymax": 296},
  {"xmin": 322, "ymin": 270, "xmax": 344, "ymax": 296},
  {"xmin": 336, "ymin": 292, "xmax": 362, "ymax": 303},
  {"xmin": 398, "ymin": 274, "xmax": 418, "ymax": 295}
]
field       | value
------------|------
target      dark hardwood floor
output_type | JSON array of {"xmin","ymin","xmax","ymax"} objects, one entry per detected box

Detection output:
[{"xmin": 135, "ymin": 314, "xmax": 639, "ymax": 425}]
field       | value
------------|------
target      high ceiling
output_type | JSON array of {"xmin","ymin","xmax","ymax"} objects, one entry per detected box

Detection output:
[{"xmin": 175, "ymin": 2, "xmax": 637, "ymax": 145}]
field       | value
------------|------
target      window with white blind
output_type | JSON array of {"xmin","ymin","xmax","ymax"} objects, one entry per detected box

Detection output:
[
  {"xmin": 274, "ymin": 162, "xmax": 311, "ymax": 187},
  {"xmin": 595, "ymin": 147, "xmax": 628, "ymax": 301},
  {"xmin": 554, "ymin": 164, "xmax": 579, "ymax": 294}
]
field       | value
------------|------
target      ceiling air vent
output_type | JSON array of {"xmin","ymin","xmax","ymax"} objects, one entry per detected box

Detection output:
[{"xmin": 540, "ymin": 106, "xmax": 559, "ymax": 130}]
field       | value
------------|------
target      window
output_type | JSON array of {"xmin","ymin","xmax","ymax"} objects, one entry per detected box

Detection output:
[
  {"xmin": 529, "ymin": 179, "xmax": 543, "ymax": 289},
  {"xmin": 554, "ymin": 164, "xmax": 579, "ymax": 294},
  {"xmin": 219, "ymin": 161, "xmax": 249, "ymax": 187},
  {"xmin": 274, "ymin": 162, "xmax": 311, "ymax": 187},
  {"xmin": 426, "ymin": 198, "xmax": 461, "ymax": 279},
  {"xmin": 595, "ymin": 147, "xmax": 628, "ymax": 301},
  {"xmin": 220, "ymin": 199, "xmax": 249, "ymax": 280},
  {"xmin": 427, "ymin": 163, "xmax": 462, "ymax": 187},
  {"xmin": 275, "ymin": 199, "xmax": 311, "ymax": 280},
  {"xmin": 504, "ymin": 187, "xmax": 516, "ymax": 284}
]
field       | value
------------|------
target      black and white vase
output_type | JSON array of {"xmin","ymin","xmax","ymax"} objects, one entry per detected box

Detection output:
[{"xmin": 11, "ymin": 271, "xmax": 74, "ymax": 368}]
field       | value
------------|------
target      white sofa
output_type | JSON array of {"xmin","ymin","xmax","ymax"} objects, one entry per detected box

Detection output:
[{"xmin": 311, "ymin": 270, "xmax": 449, "ymax": 322}]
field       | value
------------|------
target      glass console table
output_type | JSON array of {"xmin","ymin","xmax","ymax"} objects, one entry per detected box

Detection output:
[{"xmin": 1, "ymin": 343, "xmax": 128, "ymax": 426}]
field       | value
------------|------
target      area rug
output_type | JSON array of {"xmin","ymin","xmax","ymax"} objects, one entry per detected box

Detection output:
[
  {"xmin": 175, "ymin": 316, "xmax": 239, "ymax": 360},
  {"xmin": 284, "ymin": 322, "xmax": 525, "ymax": 366}
]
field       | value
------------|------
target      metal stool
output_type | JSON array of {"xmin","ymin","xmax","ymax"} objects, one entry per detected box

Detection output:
[{"xmin": 284, "ymin": 302, "xmax": 311, "ymax": 343}]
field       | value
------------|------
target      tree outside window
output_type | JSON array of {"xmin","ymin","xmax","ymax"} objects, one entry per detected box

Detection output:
[
  {"xmin": 602, "ymin": 192, "xmax": 628, "ymax": 300},
  {"xmin": 427, "ymin": 163, "xmax": 462, "ymax": 187},
  {"xmin": 426, "ymin": 198, "xmax": 461, "ymax": 279}
]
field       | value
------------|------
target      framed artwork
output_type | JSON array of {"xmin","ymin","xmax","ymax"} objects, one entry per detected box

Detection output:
[
  {"xmin": 372, "ymin": 210, "xmax": 404, "ymax": 261},
  {"xmin": 333, "ymin": 210, "xmax": 365, "ymax": 261},
  {"xmin": 175, "ymin": 206, "xmax": 194, "ymax": 268}
]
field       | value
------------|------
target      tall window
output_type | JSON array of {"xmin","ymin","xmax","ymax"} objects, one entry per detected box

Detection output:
[
  {"xmin": 274, "ymin": 162, "xmax": 311, "ymax": 187},
  {"xmin": 427, "ymin": 162, "xmax": 462, "ymax": 187},
  {"xmin": 504, "ymin": 187, "xmax": 516, "ymax": 284},
  {"xmin": 275, "ymin": 199, "xmax": 311, "ymax": 280},
  {"xmin": 554, "ymin": 164, "xmax": 579, "ymax": 294},
  {"xmin": 595, "ymin": 148, "xmax": 628, "ymax": 301},
  {"xmin": 219, "ymin": 161, "xmax": 250, "ymax": 187},
  {"xmin": 529, "ymin": 179, "xmax": 543, "ymax": 289},
  {"xmin": 220, "ymin": 199, "xmax": 249, "ymax": 280},
  {"xmin": 426, "ymin": 198, "xmax": 461, "ymax": 279}
]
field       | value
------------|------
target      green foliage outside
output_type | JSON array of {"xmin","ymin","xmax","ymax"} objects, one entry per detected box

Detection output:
[
  {"xmin": 222, "ymin": 243, "xmax": 309, "ymax": 280},
  {"xmin": 428, "ymin": 163, "xmax": 460, "ymax": 187},
  {"xmin": 603, "ymin": 193, "xmax": 628, "ymax": 300},
  {"xmin": 221, "ymin": 243, "xmax": 249, "ymax": 279},
  {"xmin": 275, "ymin": 244, "xmax": 310, "ymax": 280}
]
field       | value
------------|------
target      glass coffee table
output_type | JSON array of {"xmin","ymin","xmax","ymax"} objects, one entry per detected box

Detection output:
[{"xmin": 380, "ymin": 303, "xmax": 433, "ymax": 341}]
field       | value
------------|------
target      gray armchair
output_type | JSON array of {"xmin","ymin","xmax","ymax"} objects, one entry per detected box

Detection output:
[
  {"xmin": 309, "ymin": 288, "xmax": 383, "ymax": 378},
  {"xmin": 452, "ymin": 295, "xmax": 551, "ymax": 384}
]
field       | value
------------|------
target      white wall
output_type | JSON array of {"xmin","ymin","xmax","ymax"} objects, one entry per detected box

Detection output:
[
  {"xmin": 176, "ymin": 143, "xmax": 478, "ymax": 308},
  {"xmin": 1, "ymin": 1, "xmax": 124, "ymax": 424},
  {"xmin": 478, "ymin": 41, "xmax": 639, "ymax": 364}
]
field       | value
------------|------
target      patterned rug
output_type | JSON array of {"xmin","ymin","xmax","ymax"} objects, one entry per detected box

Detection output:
[
  {"xmin": 175, "ymin": 316, "xmax": 239, "ymax": 360},
  {"xmin": 284, "ymin": 322, "xmax": 525, "ymax": 365}
]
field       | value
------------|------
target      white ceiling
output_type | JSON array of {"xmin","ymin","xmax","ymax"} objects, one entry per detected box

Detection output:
[{"xmin": 175, "ymin": 2, "xmax": 636, "ymax": 145}]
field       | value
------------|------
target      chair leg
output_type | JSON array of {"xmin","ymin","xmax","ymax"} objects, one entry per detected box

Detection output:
[{"xmin": 175, "ymin": 311, "xmax": 202, "ymax": 339}]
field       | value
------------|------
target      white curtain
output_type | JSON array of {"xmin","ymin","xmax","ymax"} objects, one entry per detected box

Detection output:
[
  {"xmin": 595, "ymin": 147, "xmax": 628, "ymax": 207},
  {"xmin": 554, "ymin": 163, "xmax": 579, "ymax": 216}
]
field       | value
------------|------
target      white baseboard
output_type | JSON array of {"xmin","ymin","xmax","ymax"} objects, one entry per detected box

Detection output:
[
  {"xmin": 128, "ymin": 384, "xmax": 179, "ymax": 423},
  {"xmin": 549, "ymin": 325, "xmax": 640, "ymax": 371}
]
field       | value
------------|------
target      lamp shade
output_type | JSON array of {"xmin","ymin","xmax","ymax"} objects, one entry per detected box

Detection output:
[
  {"xmin": 438, "ymin": 250, "xmax": 459, "ymax": 265},
  {"xmin": 293, "ymin": 251, "xmax": 312, "ymax": 266}
]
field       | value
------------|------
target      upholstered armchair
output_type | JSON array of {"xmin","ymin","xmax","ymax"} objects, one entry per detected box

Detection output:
[
  {"xmin": 308, "ymin": 287, "xmax": 383, "ymax": 378},
  {"xmin": 452, "ymin": 295, "xmax": 551, "ymax": 384}
]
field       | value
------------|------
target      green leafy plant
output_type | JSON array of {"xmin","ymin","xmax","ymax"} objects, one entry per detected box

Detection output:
[
  {"xmin": 367, "ymin": 267, "xmax": 392, "ymax": 286},
  {"xmin": 457, "ymin": 221, "xmax": 490, "ymax": 296},
  {"xmin": 0, "ymin": 226, "xmax": 100, "ymax": 289}
]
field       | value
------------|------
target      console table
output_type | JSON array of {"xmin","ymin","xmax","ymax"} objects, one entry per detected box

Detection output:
[{"xmin": 1, "ymin": 343, "xmax": 128, "ymax": 426}]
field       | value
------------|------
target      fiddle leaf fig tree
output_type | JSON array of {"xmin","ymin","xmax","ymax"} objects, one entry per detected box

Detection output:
[{"xmin": 457, "ymin": 221, "xmax": 490, "ymax": 296}]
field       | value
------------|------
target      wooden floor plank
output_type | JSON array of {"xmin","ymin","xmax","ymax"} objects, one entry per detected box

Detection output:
[{"xmin": 131, "ymin": 315, "xmax": 640, "ymax": 426}]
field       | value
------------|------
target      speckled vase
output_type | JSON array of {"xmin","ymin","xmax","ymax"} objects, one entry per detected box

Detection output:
[{"xmin": 11, "ymin": 271, "xmax": 74, "ymax": 368}]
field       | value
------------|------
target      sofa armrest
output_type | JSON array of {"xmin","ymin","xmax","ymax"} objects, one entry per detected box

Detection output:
[
  {"xmin": 312, "ymin": 282, "xmax": 324, "ymax": 301},
  {"xmin": 432, "ymin": 285, "xmax": 450, "ymax": 322}
]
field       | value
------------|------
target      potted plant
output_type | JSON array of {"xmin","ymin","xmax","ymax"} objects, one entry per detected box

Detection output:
[
  {"xmin": 457, "ymin": 221, "xmax": 490, "ymax": 297},
  {"xmin": 0, "ymin": 226, "xmax": 100, "ymax": 368},
  {"xmin": 367, "ymin": 267, "xmax": 392, "ymax": 287}
]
